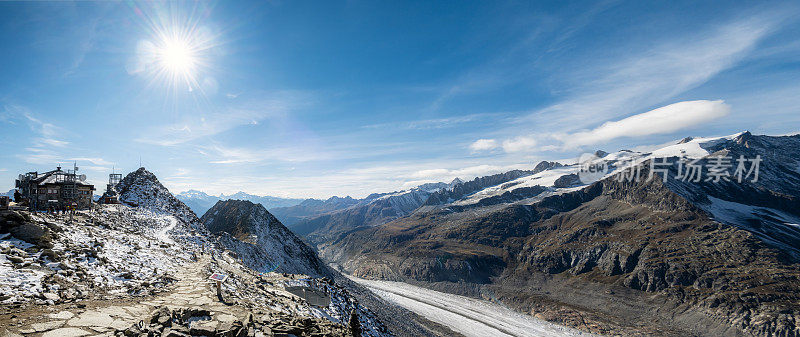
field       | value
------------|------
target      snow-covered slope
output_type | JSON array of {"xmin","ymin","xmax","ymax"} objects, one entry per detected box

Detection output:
[
  {"xmin": 116, "ymin": 167, "xmax": 201, "ymax": 229},
  {"xmin": 201, "ymin": 200, "xmax": 331, "ymax": 277},
  {"xmin": 449, "ymin": 132, "xmax": 760, "ymax": 206}
]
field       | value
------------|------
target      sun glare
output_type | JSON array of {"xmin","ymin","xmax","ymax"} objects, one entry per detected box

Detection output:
[
  {"xmin": 129, "ymin": 3, "xmax": 219, "ymax": 96},
  {"xmin": 157, "ymin": 38, "xmax": 196, "ymax": 75}
]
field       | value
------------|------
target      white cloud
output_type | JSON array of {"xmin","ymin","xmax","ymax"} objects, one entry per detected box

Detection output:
[
  {"xmin": 19, "ymin": 148, "xmax": 60, "ymax": 165},
  {"xmin": 82, "ymin": 166, "xmax": 111, "ymax": 172},
  {"xmin": 409, "ymin": 168, "xmax": 451, "ymax": 179},
  {"xmin": 557, "ymin": 100, "xmax": 730, "ymax": 148},
  {"xmin": 501, "ymin": 136, "xmax": 537, "ymax": 153},
  {"xmin": 469, "ymin": 139, "xmax": 499, "ymax": 151}
]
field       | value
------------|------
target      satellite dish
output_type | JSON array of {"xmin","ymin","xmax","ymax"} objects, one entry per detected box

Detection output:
[{"xmin": 79, "ymin": 174, "xmax": 87, "ymax": 181}]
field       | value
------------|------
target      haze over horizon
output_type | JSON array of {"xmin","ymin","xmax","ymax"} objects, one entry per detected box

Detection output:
[{"xmin": 2, "ymin": 1, "xmax": 799, "ymax": 199}]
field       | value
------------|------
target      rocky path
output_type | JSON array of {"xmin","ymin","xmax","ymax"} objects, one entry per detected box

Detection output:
[{"xmin": 1, "ymin": 256, "xmax": 249, "ymax": 337}]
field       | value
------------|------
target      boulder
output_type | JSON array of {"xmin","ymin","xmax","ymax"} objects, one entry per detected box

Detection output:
[
  {"xmin": 6, "ymin": 255, "xmax": 24, "ymax": 264},
  {"xmin": 149, "ymin": 306, "xmax": 172, "ymax": 326},
  {"xmin": 0, "ymin": 211, "xmax": 31, "ymax": 232},
  {"xmin": 9, "ymin": 222, "xmax": 53, "ymax": 248}
]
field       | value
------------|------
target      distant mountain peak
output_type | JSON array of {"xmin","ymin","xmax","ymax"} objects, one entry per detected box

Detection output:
[
  {"xmin": 533, "ymin": 160, "xmax": 563, "ymax": 174},
  {"xmin": 734, "ymin": 130, "xmax": 753, "ymax": 146}
]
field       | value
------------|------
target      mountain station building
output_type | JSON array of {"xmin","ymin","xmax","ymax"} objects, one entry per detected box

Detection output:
[{"xmin": 15, "ymin": 166, "xmax": 95, "ymax": 211}]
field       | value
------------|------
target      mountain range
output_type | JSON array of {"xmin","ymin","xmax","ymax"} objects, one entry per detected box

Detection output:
[
  {"xmin": 175, "ymin": 189, "xmax": 304, "ymax": 216},
  {"xmin": 274, "ymin": 132, "xmax": 800, "ymax": 336}
]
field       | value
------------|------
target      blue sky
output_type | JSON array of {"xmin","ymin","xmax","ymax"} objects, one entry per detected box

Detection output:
[{"xmin": 1, "ymin": 0, "xmax": 799, "ymax": 198}]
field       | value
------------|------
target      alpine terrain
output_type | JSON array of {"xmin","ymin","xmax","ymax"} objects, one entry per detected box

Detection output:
[
  {"xmin": 301, "ymin": 132, "xmax": 800, "ymax": 336},
  {"xmin": 0, "ymin": 168, "xmax": 457, "ymax": 337}
]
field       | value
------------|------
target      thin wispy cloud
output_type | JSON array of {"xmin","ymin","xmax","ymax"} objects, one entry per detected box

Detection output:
[
  {"xmin": 136, "ymin": 92, "xmax": 305, "ymax": 146},
  {"xmin": 36, "ymin": 138, "xmax": 69, "ymax": 148},
  {"xmin": 478, "ymin": 10, "xmax": 792, "ymax": 153},
  {"xmin": 529, "ymin": 12, "xmax": 783, "ymax": 130},
  {"xmin": 2, "ymin": 104, "xmax": 72, "ymax": 164},
  {"xmin": 70, "ymin": 157, "xmax": 115, "ymax": 166},
  {"xmin": 362, "ymin": 113, "xmax": 493, "ymax": 130},
  {"xmin": 202, "ymin": 143, "xmax": 335, "ymax": 165}
]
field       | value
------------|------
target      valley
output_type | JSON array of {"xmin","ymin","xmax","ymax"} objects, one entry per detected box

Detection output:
[
  {"xmin": 261, "ymin": 132, "xmax": 800, "ymax": 336},
  {"xmin": 348, "ymin": 275, "xmax": 590, "ymax": 337}
]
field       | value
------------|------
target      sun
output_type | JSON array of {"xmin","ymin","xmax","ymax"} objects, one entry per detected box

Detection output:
[
  {"xmin": 156, "ymin": 37, "xmax": 197, "ymax": 76},
  {"xmin": 129, "ymin": 2, "xmax": 220, "ymax": 96}
]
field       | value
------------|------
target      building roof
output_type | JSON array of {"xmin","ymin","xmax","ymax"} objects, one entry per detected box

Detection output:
[{"xmin": 30, "ymin": 169, "xmax": 94, "ymax": 188}]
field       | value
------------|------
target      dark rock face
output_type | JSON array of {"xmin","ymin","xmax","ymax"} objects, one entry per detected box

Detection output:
[
  {"xmin": 424, "ymin": 170, "xmax": 533, "ymax": 206},
  {"xmin": 552, "ymin": 174, "xmax": 580, "ymax": 188},
  {"xmin": 0, "ymin": 211, "xmax": 52, "ymax": 248},
  {"xmin": 201, "ymin": 200, "xmax": 330, "ymax": 277}
]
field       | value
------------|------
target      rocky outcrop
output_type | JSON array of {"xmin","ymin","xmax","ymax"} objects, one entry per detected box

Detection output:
[
  {"xmin": 1, "ymin": 211, "xmax": 53, "ymax": 248},
  {"xmin": 201, "ymin": 200, "xmax": 330, "ymax": 277},
  {"xmin": 533, "ymin": 161, "xmax": 563, "ymax": 174}
]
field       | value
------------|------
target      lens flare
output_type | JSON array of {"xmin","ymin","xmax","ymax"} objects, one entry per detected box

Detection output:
[{"xmin": 128, "ymin": 2, "xmax": 220, "ymax": 97}]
